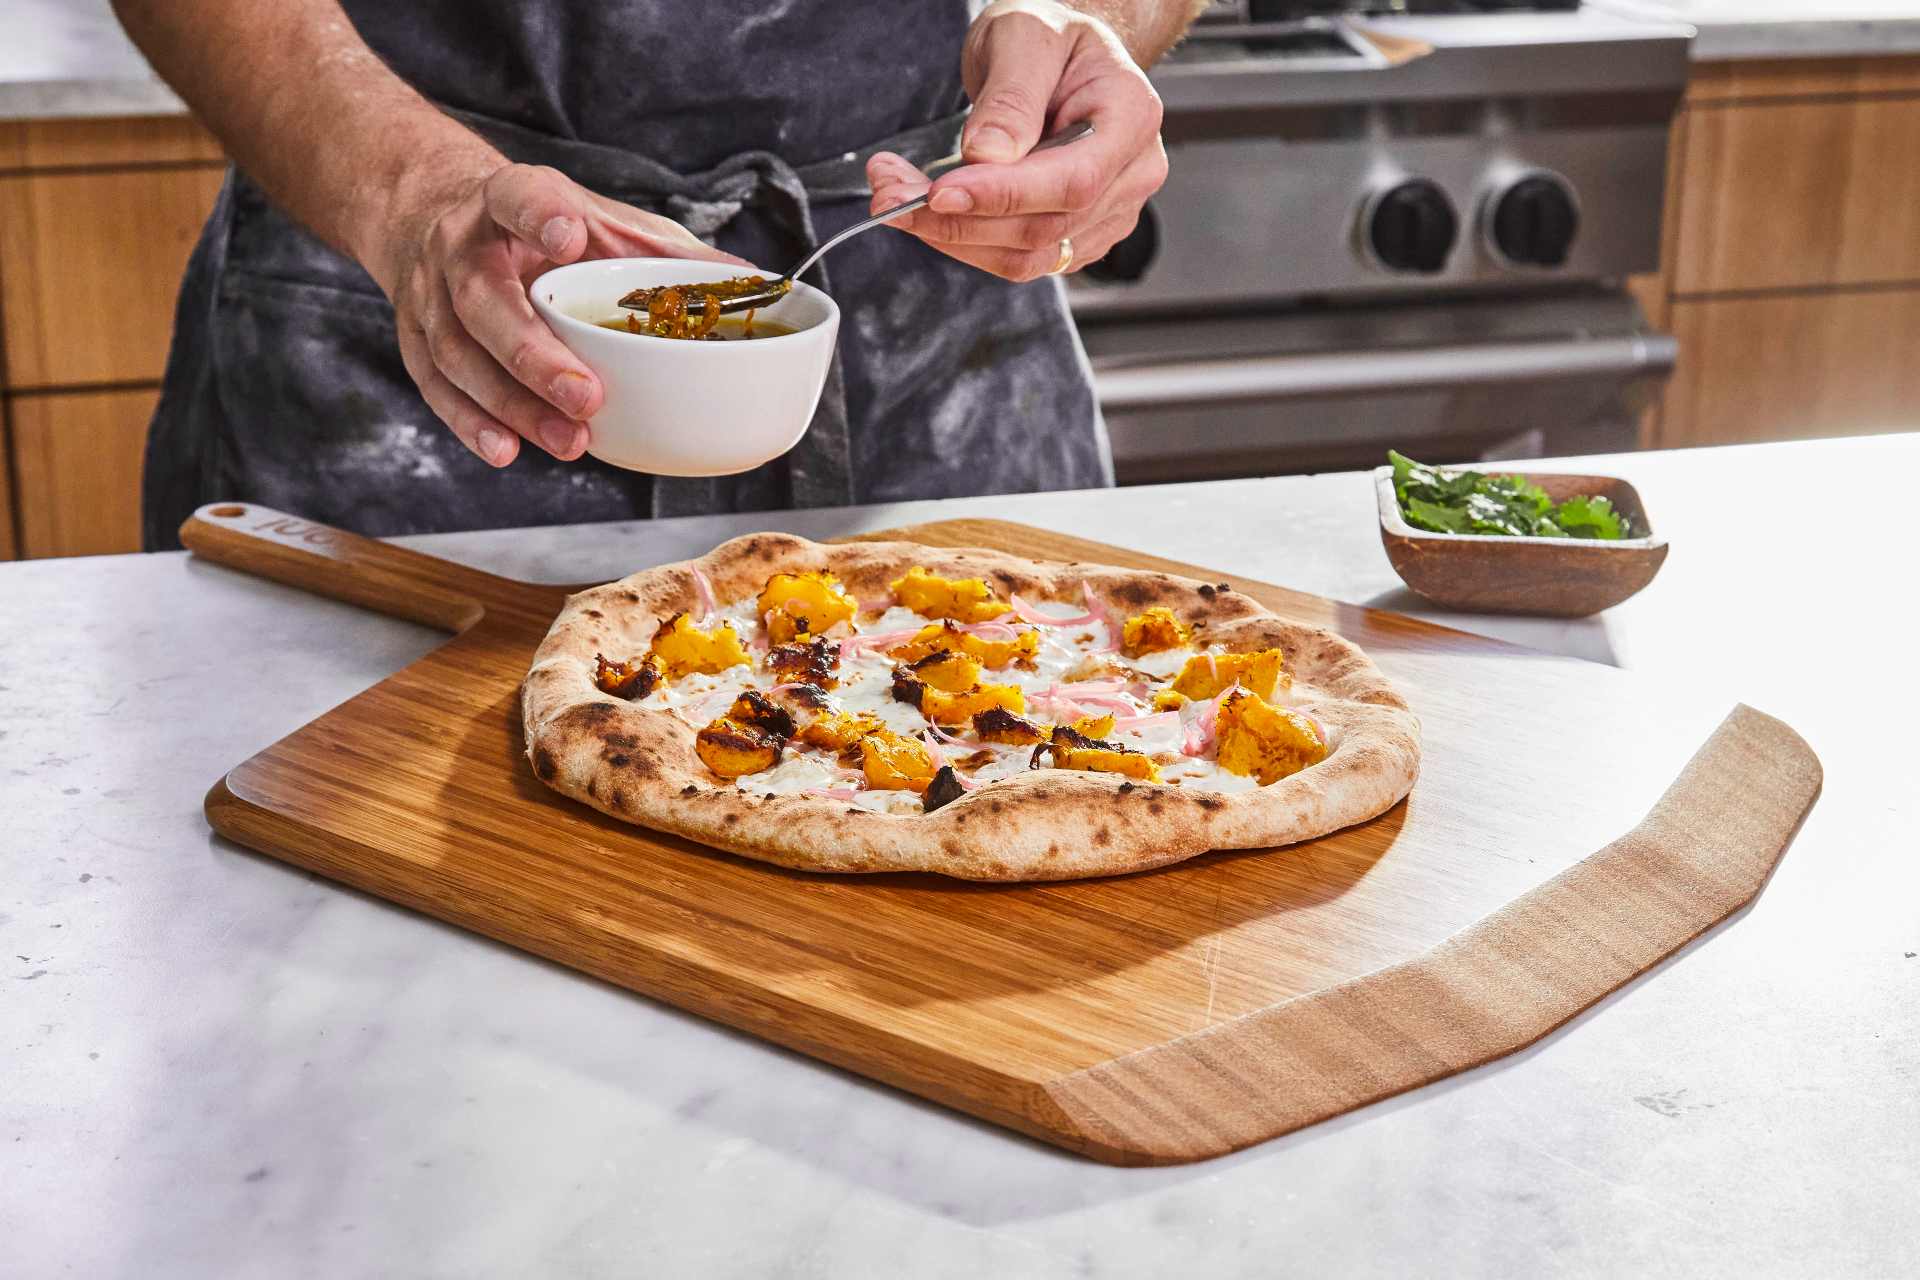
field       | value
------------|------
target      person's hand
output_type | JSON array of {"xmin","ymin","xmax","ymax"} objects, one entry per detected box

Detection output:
[
  {"xmin": 864, "ymin": 0, "xmax": 1166, "ymax": 282},
  {"xmin": 375, "ymin": 162, "xmax": 747, "ymax": 467}
]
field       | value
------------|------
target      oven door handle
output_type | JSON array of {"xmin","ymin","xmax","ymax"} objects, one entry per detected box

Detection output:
[{"xmin": 1090, "ymin": 333, "xmax": 1678, "ymax": 411}]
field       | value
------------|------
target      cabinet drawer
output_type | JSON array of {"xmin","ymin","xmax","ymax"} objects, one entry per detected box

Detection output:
[
  {"xmin": 0, "ymin": 115, "xmax": 223, "ymax": 170},
  {"xmin": 1672, "ymin": 95, "xmax": 1920, "ymax": 295},
  {"xmin": 1660, "ymin": 289, "xmax": 1920, "ymax": 448},
  {"xmin": 0, "ymin": 416, "xmax": 15, "ymax": 559},
  {"xmin": 0, "ymin": 164, "xmax": 226, "ymax": 389},
  {"xmin": 9, "ymin": 387, "xmax": 157, "ymax": 557}
]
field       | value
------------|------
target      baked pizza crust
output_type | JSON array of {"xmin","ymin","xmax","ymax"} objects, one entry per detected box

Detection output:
[{"xmin": 520, "ymin": 533, "xmax": 1421, "ymax": 881}]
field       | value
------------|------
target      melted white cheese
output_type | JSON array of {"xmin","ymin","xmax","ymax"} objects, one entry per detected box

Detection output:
[
  {"xmin": 1128, "ymin": 646, "xmax": 1195, "ymax": 680},
  {"xmin": 640, "ymin": 590, "xmax": 1305, "ymax": 802}
]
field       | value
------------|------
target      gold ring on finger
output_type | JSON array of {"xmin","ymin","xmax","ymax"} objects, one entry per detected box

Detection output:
[{"xmin": 1049, "ymin": 237, "xmax": 1074, "ymax": 275}]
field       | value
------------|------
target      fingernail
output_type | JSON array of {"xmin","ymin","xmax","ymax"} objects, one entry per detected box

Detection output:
[
  {"xmin": 930, "ymin": 187, "xmax": 973, "ymax": 214},
  {"xmin": 551, "ymin": 370, "xmax": 593, "ymax": 415},
  {"xmin": 541, "ymin": 216, "xmax": 577, "ymax": 258},
  {"xmin": 967, "ymin": 125, "xmax": 1017, "ymax": 163},
  {"xmin": 540, "ymin": 419, "xmax": 584, "ymax": 458},
  {"xmin": 475, "ymin": 425, "xmax": 509, "ymax": 465}
]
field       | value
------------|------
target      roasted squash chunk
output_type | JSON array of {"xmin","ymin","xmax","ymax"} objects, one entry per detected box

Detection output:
[
  {"xmin": 797, "ymin": 711, "xmax": 885, "ymax": 754},
  {"xmin": 1169, "ymin": 648, "xmax": 1288, "ymax": 702},
  {"xmin": 594, "ymin": 652, "xmax": 661, "ymax": 700},
  {"xmin": 1069, "ymin": 713, "xmax": 1116, "ymax": 738},
  {"xmin": 1038, "ymin": 725, "xmax": 1161, "ymax": 782},
  {"xmin": 648, "ymin": 612, "xmax": 751, "ymax": 679},
  {"xmin": 887, "ymin": 621, "xmax": 1038, "ymax": 669},
  {"xmin": 1214, "ymin": 689, "xmax": 1326, "ymax": 785},
  {"xmin": 695, "ymin": 718, "xmax": 783, "ymax": 779},
  {"xmin": 766, "ymin": 635, "xmax": 840, "ymax": 688},
  {"xmin": 972, "ymin": 707, "xmax": 1047, "ymax": 745},
  {"xmin": 908, "ymin": 649, "xmax": 982, "ymax": 693},
  {"xmin": 1151, "ymin": 689, "xmax": 1189, "ymax": 712},
  {"xmin": 920, "ymin": 682, "xmax": 1026, "ymax": 726},
  {"xmin": 888, "ymin": 566, "xmax": 1011, "ymax": 623},
  {"xmin": 859, "ymin": 729, "xmax": 939, "ymax": 793},
  {"xmin": 724, "ymin": 690, "xmax": 795, "ymax": 740},
  {"xmin": 758, "ymin": 571, "xmax": 856, "ymax": 645},
  {"xmin": 1120, "ymin": 606, "xmax": 1190, "ymax": 657}
]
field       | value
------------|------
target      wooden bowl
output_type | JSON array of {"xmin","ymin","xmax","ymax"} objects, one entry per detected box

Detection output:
[{"xmin": 1374, "ymin": 467, "xmax": 1669, "ymax": 617}]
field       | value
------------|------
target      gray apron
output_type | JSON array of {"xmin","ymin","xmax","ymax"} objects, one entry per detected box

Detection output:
[{"xmin": 141, "ymin": 1, "xmax": 1110, "ymax": 549}]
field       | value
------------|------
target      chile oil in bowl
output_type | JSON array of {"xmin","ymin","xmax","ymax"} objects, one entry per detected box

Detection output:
[{"xmin": 530, "ymin": 258, "xmax": 838, "ymax": 476}]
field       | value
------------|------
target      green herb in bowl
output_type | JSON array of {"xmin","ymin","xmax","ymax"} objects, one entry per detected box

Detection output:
[{"xmin": 1388, "ymin": 450, "xmax": 1633, "ymax": 540}]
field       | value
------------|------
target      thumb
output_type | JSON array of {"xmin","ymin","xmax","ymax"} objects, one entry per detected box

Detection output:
[
  {"xmin": 482, "ymin": 164, "xmax": 594, "ymax": 262},
  {"xmin": 962, "ymin": 16, "xmax": 1071, "ymax": 165}
]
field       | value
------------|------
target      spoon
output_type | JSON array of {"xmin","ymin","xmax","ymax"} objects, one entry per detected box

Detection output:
[{"xmin": 618, "ymin": 119, "xmax": 1096, "ymax": 318}]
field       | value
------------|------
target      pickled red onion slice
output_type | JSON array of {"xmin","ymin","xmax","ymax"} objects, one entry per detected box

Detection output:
[
  {"xmin": 691, "ymin": 568, "xmax": 719, "ymax": 622},
  {"xmin": 920, "ymin": 730, "xmax": 977, "ymax": 789},
  {"xmin": 1008, "ymin": 593, "xmax": 1099, "ymax": 628},
  {"xmin": 1109, "ymin": 711, "xmax": 1181, "ymax": 734},
  {"xmin": 1180, "ymin": 683, "xmax": 1240, "ymax": 757},
  {"xmin": 837, "ymin": 627, "xmax": 925, "ymax": 656},
  {"xmin": 957, "ymin": 619, "xmax": 1022, "ymax": 641}
]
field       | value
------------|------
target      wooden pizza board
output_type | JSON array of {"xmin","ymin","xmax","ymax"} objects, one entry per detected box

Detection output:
[{"xmin": 185, "ymin": 503, "xmax": 1821, "ymax": 1166}]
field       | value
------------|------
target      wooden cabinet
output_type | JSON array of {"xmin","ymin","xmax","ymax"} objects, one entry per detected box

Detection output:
[
  {"xmin": 0, "ymin": 114, "xmax": 224, "ymax": 559},
  {"xmin": 1671, "ymin": 94, "xmax": 1920, "ymax": 295},
  {"xmin": 0, "ymin": 165, "xmax": 226, "ymax": 388},
  {"xmin": 0, "ymin": 423, "xmax": 15, "ymax": 560},
  {"xmin": 1643, "ymin": 56, "xmax": 1920, "ymax": 450},
  {"xmin": 8, "ymin": 388, "xmax": 157, "ymax": 557},
  {"xmin": 1664, "ymin": 290, "xmax": 1920, "ymax": 448}
]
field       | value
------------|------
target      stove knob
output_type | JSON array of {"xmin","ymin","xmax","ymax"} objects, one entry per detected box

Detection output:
[
  {"xmin": 1082, "ymin": 203, "xmax": 1158, "ymax": 284},
  {"xmin": 1490, "ymin": 175, "xmax": 1580, "ymax": 268},
  {"xmin": 1366, "ymin": 180, "xmax": 1457, "ymax": 274}
]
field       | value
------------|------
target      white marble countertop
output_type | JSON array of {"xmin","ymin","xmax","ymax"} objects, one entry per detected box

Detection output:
[
  {"xmin": 5, "ymin": 437, "xmax": 1917, "ymax": 1276},
  {"xmin": 1591, "ymin": 0, "xmax": 1920, "ymax": 59},
  {"xmin": 0, "ymin": 0, "xmax": 183, "ymax": 122},
  {"xmin": 9, "ymin": 1, "xmax": 1920, "ymax": 125}
]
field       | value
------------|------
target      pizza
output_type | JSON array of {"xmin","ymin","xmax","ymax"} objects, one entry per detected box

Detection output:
[{"xmin": 521, "ymin": 534, "xmax": 1420, "ymax": 881}]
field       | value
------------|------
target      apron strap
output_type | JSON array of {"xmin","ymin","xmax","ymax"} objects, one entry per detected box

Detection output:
[{"xmin": 444, "ymin": 106, "xmax": 966, "ymax": 515}]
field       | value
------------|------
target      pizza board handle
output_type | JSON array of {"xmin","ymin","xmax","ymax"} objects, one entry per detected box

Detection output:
[{"xmin": 179, "ymin": 502, "xmax": 527, "ymax": 632}]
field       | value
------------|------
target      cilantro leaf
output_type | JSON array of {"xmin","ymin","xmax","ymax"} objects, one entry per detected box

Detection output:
[
  {"xmin": 1403, "ymin": 495, "xmax": 1473, "ymax": 534},
  {"xmin": 1551, "ymin": 494, "xmax": 1627, "ymax": 540},
  {"xmin": 1388, "ymin": 451, "xmax": 1630, "ymax": 541}
]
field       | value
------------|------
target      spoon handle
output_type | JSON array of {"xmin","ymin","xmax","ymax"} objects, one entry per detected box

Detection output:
[{"xmin": 785, "ymin": 119, "xmax": 1096, "ymax": 285}]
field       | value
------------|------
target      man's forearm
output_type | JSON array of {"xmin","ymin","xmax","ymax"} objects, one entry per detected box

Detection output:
[
  {"xmin": 1061, "ymin": 0, "xmax": 1212, "ymax": 66},
  {"xmin": 112, "ymin": 0, "xmax": 501, "ymax": 291}
]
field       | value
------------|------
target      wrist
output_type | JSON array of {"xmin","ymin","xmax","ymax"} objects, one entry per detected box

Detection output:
[
  {"xmin": 349, "ymin": 123, "xmax": 506, "ymax": 298},
  {"xmin": 964, "ymin": 0, "xmax": 1137, "ymax": 86}
]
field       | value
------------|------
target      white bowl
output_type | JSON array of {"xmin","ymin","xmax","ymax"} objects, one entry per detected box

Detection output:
[{"xmin": 529, "ymin": 258, "xmax": 839, "ymax": 476}]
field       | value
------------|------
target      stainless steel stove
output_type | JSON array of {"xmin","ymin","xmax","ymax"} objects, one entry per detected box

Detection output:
[{"xmin": 1068, "ymin": 0, "xmax": 1693, "ymax": 482}]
